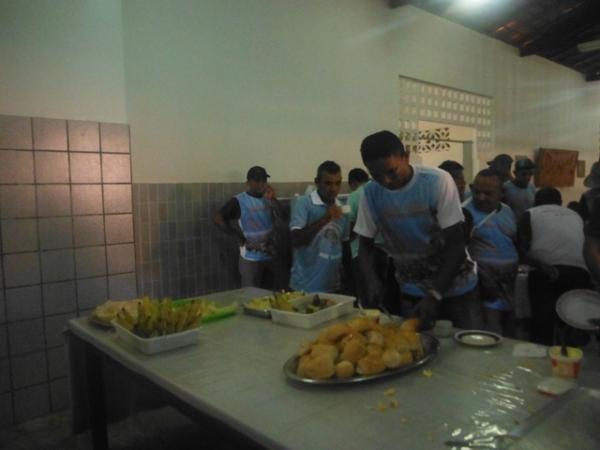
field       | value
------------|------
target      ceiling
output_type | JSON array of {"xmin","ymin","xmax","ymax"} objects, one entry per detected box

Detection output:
[{"xmin": 389, "ymin": 0, "xmax": 600, "ymax": 82}]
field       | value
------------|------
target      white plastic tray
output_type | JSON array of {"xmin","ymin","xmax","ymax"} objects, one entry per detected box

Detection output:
[
  {"xmin": 270, "ymin": 293, "xmax": 355, "ymax": 329},
  {"xmin": 112, "ymin": 320, "xmax": 200, "ymax": 355}
]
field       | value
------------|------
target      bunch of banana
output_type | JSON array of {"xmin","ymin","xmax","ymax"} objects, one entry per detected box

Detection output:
[{"xmin": 116, "ymin": 296, "xmax": 203, "ymax": 338}]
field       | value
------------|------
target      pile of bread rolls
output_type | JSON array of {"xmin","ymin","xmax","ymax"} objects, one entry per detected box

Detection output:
[{"xmin": 296, "ymin": 317, "xmax": 423, "ymax": 380}]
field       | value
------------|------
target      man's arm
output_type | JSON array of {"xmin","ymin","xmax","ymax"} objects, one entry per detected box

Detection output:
[
  {"xmin": 212, "ymin": 198, "xmax": 244, "ymax": 244},
  {"xmin": 290, "ymin": 206, "xmax": 341, "ymax": 247},
  {"xmin": 432, "ymin": 222, "xmax": 468, "ymax": 294},
  {"xmin": 357, "ymin": 235, "xmax": 382, "ymax": 306}
]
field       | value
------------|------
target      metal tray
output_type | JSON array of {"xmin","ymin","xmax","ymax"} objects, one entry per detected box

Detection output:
[
  {"xmin": 243, "ymin": 304, "xmax": 271, "ymax": 318},
  {"xmin": 283, "ymin": 333, "xmax": 439, "ymax": 385}
]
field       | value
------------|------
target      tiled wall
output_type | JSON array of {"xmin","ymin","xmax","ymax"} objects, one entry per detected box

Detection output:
[
  {"xmin": 133, "ymin": 182, "xmax": 311, "ymax": 299},
  {"xmin": 0, "ymin": 114, "xmax": 136, "ymax": 426}
]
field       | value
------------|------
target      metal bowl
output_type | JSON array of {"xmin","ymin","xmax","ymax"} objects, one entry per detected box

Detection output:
[{"xmin": 283, "ymin": 333, "xmax": 439, "ymax": 385}]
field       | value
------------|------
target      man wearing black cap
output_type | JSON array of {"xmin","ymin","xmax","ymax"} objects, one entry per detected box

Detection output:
[
  {"xmin": 487, "ymin": 154, "xmax": 513, "ymax": 184},
  {"xmin": 503, "ymin": 158, "xmax": 536, "ymax": 219},
  {"xmin": 213, "ymin": 166, "xmax": 284, "ymax": 289}
]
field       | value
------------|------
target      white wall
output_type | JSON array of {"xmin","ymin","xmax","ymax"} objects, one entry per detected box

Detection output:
[
  {"xmin": 121, "ymin": 1, "xmax": 600, "ymax": 190},
  {"xmin": 1, "ymin": 0, "xmax": 598, "ymax": 193},
  {"xmin": 0, "ymin": 0, "xmax": 127, "ymax": 123}
]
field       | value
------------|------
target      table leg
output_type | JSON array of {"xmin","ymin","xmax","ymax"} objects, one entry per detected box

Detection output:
[{"xmin": 85, "ymin": 344, "xmax": 109, "ymax": 450}]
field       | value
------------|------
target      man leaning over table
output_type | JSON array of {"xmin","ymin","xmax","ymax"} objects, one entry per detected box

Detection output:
[
  {"xmin": 213, "ymin": 166, "xmax": 285, "ymax": 290},
  {"xmin": 355, "ymin": 130, "xmax": 482, "ymax": 330},
  {"xmin": 289, "ymin": 160, "xmax": 351, "ymax": 293}
]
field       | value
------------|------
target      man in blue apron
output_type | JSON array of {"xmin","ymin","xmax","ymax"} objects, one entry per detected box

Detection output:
[
  {"xmin": 289, "ymin": 161, "xmax": 350, "ymax": 293},
  {"xmin": 213, "ymin": 166, "xmax": 284, "ymax": 289},
  {"xmin": 355, "ymin": 131, "xmax": 481, "ymax": 329},
  {"xmin": 463, "ymin": 169, "xmax": 518, "ymax": 336}
]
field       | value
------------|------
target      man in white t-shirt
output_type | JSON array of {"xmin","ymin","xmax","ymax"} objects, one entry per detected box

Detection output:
[
  {"xmin": 517, "ymin": 187, "xmax": 592, "ymax": 345},
  {"xmin": 355, "ymin": 131, "xmax": 480, "ymax": 329}
]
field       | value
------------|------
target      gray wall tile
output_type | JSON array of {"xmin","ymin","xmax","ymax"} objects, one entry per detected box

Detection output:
[
  {"xmin": 8, "ymin": 319, "xmax": 45, "ymax": 354},
  {"xmin": 38, "ymin": 217, "xmax": 73, "ymax": 250},
  {"xmin": 104, "ymin": 184, "xmax": 132, "ymax": 213},
  {"xmin": 0, "ymin": 115, "xmax": 32, "ymax": 150},
  {"xmin": 43, "ymin": 281, "xmax": 76, "ymax": 315},
  {"xmin": 44, "ymin": 313, "xmax": 73, "ymax": 348},
  {"xmin": 36, "ymin": 185, "xmax": 71, "ymax": 217},
  {"xmin": 32, "ymin": 118, "xmax": 67, "ymax": 151},
  {"xmin": 1, "ymin": 219, "xmax": 38, "ymax": 253},
  {"xmin": 0, "ymin": 357, "xmax": 10, "ymax": 393},
  {"xmin": 75, "ymin": 246, "xmax": 106, "ymax": 278},
  {"xmin": 108, "ymin": 273, "xmax": 137, "ymax": 300},
  {"xmin": 102, "ymin": 154, "xmax": 130, "ymax": 183},
  {"xmin": 50, "ymin": 377, "xmax": 69, "ymax": 411},
  {"xmin": 3, "ymin": 253, "xmax": 41, "ymax": 287},
  {"xmin": 69, "ymin": 153, "xmax": 101, "ymax": 183},
  {"xmin": 105, "ymin": 214, "xmax": 133, "ymax": 244},
  {"xmin": 11, "ymin": 351, "xmax": 47, "ymax": 389},
  {"xmin": 73, "ymin": 215, "xmax": 104, "ymax": 247},
  {"xmin": 34, "ymin": 151, "xmax": 69, "ymax": 183},
  {"xmin": 41, "ymin": 249, "xmax": 75, "ymax": 282},
  {"xmin": 107, "ymin": 244, "xmax": 135, "ymax": 274},
  {"xmin": 100, "ymin": 123, "xmax": 129, "ymax": 153},
  {"xmin": 0, "ymin": 186, "xmax": 36, "ymax": 218},
  {"xmin": 71, "ymin": 185, "xmax": 103, "ymax": 215},
  {"xmin": 14, "ymin": 384, "xmax": 49, "ymax": 423},
  {"xmin": 47, "ymin": 347, "xmax": 67, "ymax": 380},
  {"xmin": 0, "ymin": 393, "xmax": 13, "ymax": 428},
  {"xmin": 0, "ymin": 150, "xmax": 34, "ymax": 184},
  {"xmin": 67, "ymin": 120, "xmax": 99, "ymax": 152},
  {"xmin": 6, "ymin": 286, "xmax": 43, "ymax": 321},
  {"xmin": 76, "ymin": 277, "xmax": 108, "ymax": 310}
]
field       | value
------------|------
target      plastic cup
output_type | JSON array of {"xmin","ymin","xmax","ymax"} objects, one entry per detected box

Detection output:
[
  {"xmin": 432, "ymin": 320, "xmax": 453, "ymax": 338},
  {"xmin": 548, "ymin": 346, "xmax": 583, "ymax": 379}
]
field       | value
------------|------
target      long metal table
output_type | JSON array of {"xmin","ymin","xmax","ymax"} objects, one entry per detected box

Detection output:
[{"xmin": 67, "ymin": 287, "xmax": 600, "ymax": 450}]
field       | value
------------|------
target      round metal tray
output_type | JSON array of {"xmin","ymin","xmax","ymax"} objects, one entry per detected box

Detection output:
[{"xmin": 283, "ymin": 333, "xmax": 439, "ymax": 385}]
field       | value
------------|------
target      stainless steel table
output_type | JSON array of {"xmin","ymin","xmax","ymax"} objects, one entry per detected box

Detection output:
[{"xmin": 67, "ymin": 287, "xmax": 600, "ymax": 450}]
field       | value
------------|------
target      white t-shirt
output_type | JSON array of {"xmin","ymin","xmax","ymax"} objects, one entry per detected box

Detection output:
[{"xmin": 528, "ymin": 204, "xmax": 588, "ymax": 271}]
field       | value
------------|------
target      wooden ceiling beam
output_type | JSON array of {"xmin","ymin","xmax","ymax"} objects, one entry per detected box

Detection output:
[{"xmin": 519, "ymin": 1, "xmax": 600, "ymax": 56}]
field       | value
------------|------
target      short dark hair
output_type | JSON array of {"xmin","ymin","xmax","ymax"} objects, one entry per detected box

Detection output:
[
  {"xmin": 360, "ymin": 131, "xmax": 406, "ymax": 164},
  {"xmin": 348, "ymin": 168, "xmax": 369, "ymax": 184},
  {"xmin": 535, "ymin": 186, "xmax": 562, "ymax": 206},
  {"xmin": 439, "ymin": 160, "xmax": 464, "ymax": 176},
  {"xmin": 316, "ymin": 160, "xmax": 341, "ymax": 179}
]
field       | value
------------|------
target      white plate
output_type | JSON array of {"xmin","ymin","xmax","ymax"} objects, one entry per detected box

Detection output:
[
  {"xmin": 556, "ymin": 289, "xmax": 600, "ymax": 331},
  {"xmin": 454, "ymin": 330, "xmax": 502, "ymax": 347}
]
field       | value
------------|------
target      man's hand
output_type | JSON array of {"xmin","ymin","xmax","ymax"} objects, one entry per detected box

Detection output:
[
  {"xmin": 264, "ymin": 184, "xmax": 276, "ymax": 200},
  {"xmin": 410, "ymin": 295, "xmax": 439, "ymax": 330},
  {"xmin": 327, "ymin": 205, "xmax": 343, "ymax": 221}
]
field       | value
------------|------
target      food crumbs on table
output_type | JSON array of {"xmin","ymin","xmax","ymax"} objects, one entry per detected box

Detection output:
[
  {"xmin": 383, "ymin": 387, "xmax": 396, "ymax": 396},
  {"xmin": 422, "ymin": 369, "xmax": 433, "ymax": 377},
  {"xmin": 376, "ymin": 401, "xmax": 387, "ymax": 412},
  {"xmin": 389, "ymin": 399, "xmax": 399, "ymax": 409}
]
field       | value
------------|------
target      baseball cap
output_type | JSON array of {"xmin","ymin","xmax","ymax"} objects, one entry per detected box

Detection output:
[
  {"xmin": 487, "ymin": 154, "xmax": 513, "ymax": 167},
  {"xmin": 514, "ymin": 158, "xmax": 536, "ymax": 171},
  {"xmin": 246, "ymin": 166, "xmax": 270, "ymax": 181}
]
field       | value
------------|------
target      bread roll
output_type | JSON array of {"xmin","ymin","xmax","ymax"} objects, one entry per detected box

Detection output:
[
  {"xmin": 348, "ymin": 317, "xmax": 377, "ymax": 333},
  {"xmin": 335, "ymin": 360, "xmax": 355, "ymax": 379},
  {"xmin": 356, "ymin": 354, "xmax": 386, "ymax": 376},
  {"xmin": 366, "ymin": 330, "xmax": 384, "ymax": 347},
  {"xmin": 340, "ymin": 339, "xmax": 366, "ymax": 364},
  {"xmin": 302, "ymin": 354, "xmax": 335, "ymax": 379},
  {"xmin": 318, "ymin": 323, "xmax": 352, "ymax": 343},
  {"xmin": 382, "ymin": 349, "xmax": 402, "ymax": 369},
  {"xmin": 309, "ymin": 343, "xmax": 339, "ymax": 360}
]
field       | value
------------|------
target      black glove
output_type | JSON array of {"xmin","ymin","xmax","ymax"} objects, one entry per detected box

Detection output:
[{"xmin": 410, "ymin": 295, "xmax": 439, "ymax": 330}]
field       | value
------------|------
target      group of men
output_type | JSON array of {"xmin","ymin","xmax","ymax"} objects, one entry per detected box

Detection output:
[{"xmin": 214, "ymin": 131, "xmax": 596, "ymax": 346}]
